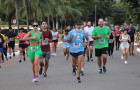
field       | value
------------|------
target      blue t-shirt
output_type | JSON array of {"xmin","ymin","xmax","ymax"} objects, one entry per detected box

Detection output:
[
  {"xmin": 68, "ymin": 29, "xmax": 86, "ymax": 53},
  {"xmin": 128, "ymin": 27, "xmax": 135, "ymax": 36}
]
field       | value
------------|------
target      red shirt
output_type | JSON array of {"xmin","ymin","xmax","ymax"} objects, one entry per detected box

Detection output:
[
  {"xmin": 40, "ymin": 29, "xmax": 52, "ymax": 52},
  {"xmin": 18, "ymin": 33, "xmax": 26, "ymax": 44},
  {"xmin": 115, "ymin": 30, "xmax": 121, "ymax": 36}
]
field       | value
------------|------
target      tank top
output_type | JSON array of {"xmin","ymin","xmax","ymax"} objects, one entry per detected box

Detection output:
[
  {"xmin": 109, "ymin": 33, "xmax": 113, "ymax": 39},
  {"xmin": 52, "ymin": 31, "xmax": 58, "ymax": 40},
  {"xmin": 30, "ymin": 30, "xmax": 40, "ymax": 42},
  {"xmin": 121, "ymin": 35, "xmax": 128, "ymax": 42}
]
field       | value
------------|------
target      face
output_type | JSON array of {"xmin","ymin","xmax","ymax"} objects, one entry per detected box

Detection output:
[
  {"xmin": 81, "ymin": 25, "xmax": 84, "ymax": 30},
  {"xmin": 20, "ymin": 30, "xmax": 23, "ymax": 33},
  {"xmin": 53, "ymin": 28, "xmax": 56, "ymax": 32},
  {"xmin": 33, "ymin": 23, "xmax": 38, "ymax": 30},
  {"xmin": 76, "ymin": 24, "xmax": 81, "ymax": 29},
  {"xmin": 98, "ymin": 19, "xmax": 104, "ymax": 27},
  {"xmin": 9, "ymin": 29, "xmax": 13, "ymax": 32},
  {"xmin": 130, "ymin": 24, "xmax": 133, "ymax": 28},
  {"xmin": 67, "ymin": 26, "xmax": 71, "ymax": 30},
  {"xmin": 41, "ymin": 22, "xmax": 47, "ymax": 29},
  {"xmin": 124, "ymin": 30, "xmax": 127, "ymax": 34},
  {"xmin": 87, "ymin": 22, "xmax": 91, "ymax": 26},
  {"xmin": 116, "ymin": 27, "xmax": 119, "ymax": 30},
  {"xmin": 121, "ymin": 27, "xmax": 124, "ymax": 30}
]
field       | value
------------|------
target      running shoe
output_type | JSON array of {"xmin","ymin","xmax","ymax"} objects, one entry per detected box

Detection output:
[
  {"xmin": 121, "ymin": 55, "xmax": 124, "ymax": 60},
  {"xmin": 23, "ymin": 57, "xmax": 26, "ymax": 61},
  {"xmin": 132, "ymin": 53, "xmax": 134, "ymax": 56},
  {"xmin": 1, "ymin": 60, "xmax": 4, "ymax": 63},
  {"xmin": 52, "ymin": 53, "xmax": 54, "ymax": 56},
  {"xmin": 32, "ymin": 76, "xmax": 39, "ymax": 83},
  {"xmin": 103, "ymin": 66, "xmax": 107, "ymax": 73},
  {"xmin": 80, "ymin": 71, "xmax": 84, "ymax": 76},
  {"xmin": 39, "ymin": 67, "xmax": 43, "ymax": 75},
  {"xmin": 90, "ymin": 58, "xmax": 93, "ymax": 62},
  {"xmin": 13, "ymin": 53, "xmax": 15, "ymax": 57},
  {"xmin": 99, "ymin": 69, "xmax": 102, "ymax": 74},
  {"xmin": 54, "ymin": 53, "xmax": 57, "ymax": 56},
  {"xmin": 75, "ymin": 65, "xmax": 78, "ymax": 70},
  {"xmin": 43, "ymin": 72, "xmax": 47, "ymax": 77},
  {"xmin": 9, "ymin": 56, "xmax": 12, "ymax": 59},
  {"xmin": 87, "ymin": 58, "xmax": 89, "ymax": 62},
  {"xmin": 72, "ymin": 71, "xmax": 76, "ymax": 76},
  {"xmin": 6, "ymin": 57, "xmax": 8, "ymax": 61},
  {"xmin": 66, "ymin": 57, "xmax": 68, "ymax": 60},
  {"xmin": 124, "ymin": 61, "xmax": 128, "ymax": 64},
  {"xmin": 19, "ymin": 59, "xmax": 21, "ymax": 63},
  {"xmin": 77, "ymin": 77, "xmax": 81, "ymax": 83}
]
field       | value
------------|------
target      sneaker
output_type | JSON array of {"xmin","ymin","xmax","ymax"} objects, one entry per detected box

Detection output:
[
  {"xmin": 52, "ymin": 53, "xmax": 54, "ymax": 56},
  {"xmin": 23, "ymin": 57, "xmax": 26, "ymax": 61},
  {"xmin": 124, "ymin": 61, "xmax": 128, "ymax": 64},
  {"xmin": 66, "ymin": 57, "xmax": 68, "ymax": 60},
  {"xmin": 80, "ymin": 71, "xmax": 84, "ymax": 76},
  {"xmin": 32, "ymin": 76, "xmax": 39, "ymax": 83},
  {"xmin": 99, "ymin": 69, "xmax": 102, "ymax": 74},
  {"xmin": 109, "ymin": 56, "xmax": 111, "ymax": 59},
  {"xmin": 1, "ymin": 60, "xmax": 4, "ymax": 63},
  {"xmin": 87, "ymin": 58, "xmax": 89, "ymax": 62},
  {"xmin": 72, "ymin": 71, "xmax": 76, "ymax": 76},
  {"xmin": 121, "ymin": 55, "xmax": 124, "ymax": 60},
  {"xmin": 77, "ymin": 77, "xmax": 81, "ymax": 83},
  {"xmin": 6, "ymin": 57, "xmax": 8, "ymax": 61},
  {"xmin": 132, "ymin": 53, "xmax": 134, "ymax": 56},
  {"xmin": 13, "ymin": 53, "xmax": 15, "ymax": 57},
  {"xmin": 90, "ymin": 58, "xmax": 93, "ymax": 62},
  {"xmin": 54, "ymin": 53, "xmax": 57, "ymax": 56},
  {"xmin": 19, "ymin": 59, "xmax": 21, "ymax": 63},
  {"xmin": 9, "ymin": 56, "xmax": 12, "ymax": 59},
  {"xmin": 75, "ymin": 65, "xmax": 78, "ymax": 70},
  {"xmin": 39, "ymin": 67, "xmax": 43, "ymax": 75},
  {"xmin": 43, "ymin": 72, "xmax": 47, "ymax": 77},
  {"xmin": 103, "ymin": 66, "xmax": 107, "ymax": 73}
]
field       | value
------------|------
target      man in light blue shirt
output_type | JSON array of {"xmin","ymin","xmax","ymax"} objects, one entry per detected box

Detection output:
[{"xmin": 67, "ymin": 21, "xmax": 86, "ymax": 83}]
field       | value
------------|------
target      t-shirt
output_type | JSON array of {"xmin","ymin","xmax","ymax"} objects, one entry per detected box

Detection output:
[
  {"xmin": 92, "ymin": 26, "xmax": 110, "ymax": 49},
  {"xmin": 7, "ymin": 31, "xmax": 16, "ymax": 43},
  {"xmin": 52, "ymin": 31, "xmax": 59, "ymax": 40},
  {"xmin": 18, "ymin": 33, "xmax": 26, "ymax": 44},
  {"xmin": 84, "ymin": 26, "xmax": 94, "ymax": 41},
  {"xmin": 40, "ymin": 29, "xmax": 52, "ymax": 52},
  {"xmin": 114, "ymin": 30, "xmax": 121, "ymax": 36},
  {"xmin": 0, "ymin": 34, "xmax": 5, "ymax": 48},
  {"xmin": 68, "ymin": 29, "xmax": 86, "ymax": 53},
  {"xmin": 128, "ymin": 28, "xmax": 135, "ymax": 36}
]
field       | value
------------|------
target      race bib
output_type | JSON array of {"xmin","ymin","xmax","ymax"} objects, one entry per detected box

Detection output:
[
  {"xmin": 73, "ymin": 43, "xmax": 81, "ymax": 48},
  {"xmin": 42, "ymin": 40, "xmax": 48, "ymax": 45},
  {"xmin": 0, "ymin": 38, "xmax": 2, "ymax": 43},
  {"xmin": 109, "ymin": 39, "xmax": 113, "ymax": 43},
  {"xmin": 31, "ymin": 47, "xmax": 38, "ymax": 52},
  {"xmin": 99, "ymin": 39, "xmax": 105, "ymax": 44},
  {"xmin": 9, "ymin": 38, "xmax": 14, "ymax": 41},
  {"xmin": 26, "ymin": 41, "xmax": 30, "ymax": 44},
  {"xmin": 116, "ymin": 34, "xmax": 120, "ymax": 36}
]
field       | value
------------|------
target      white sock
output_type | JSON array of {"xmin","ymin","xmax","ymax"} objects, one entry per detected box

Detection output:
[{"xmin": 81, "ymin": 68, "xmax": 84, "ymax": 71}]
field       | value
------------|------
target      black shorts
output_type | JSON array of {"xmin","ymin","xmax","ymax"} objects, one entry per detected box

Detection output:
[
  {"xmin": 95, "ymin": 47, "xmax": 108, "ymax": 57},
  {"xmin": 25, "ymin": 44, "xmax": 29, "ymax": 48},
  {"xmin": 8, "ymin": 42, "xmax": 15, "ymax": 49},
  {"xmin": 19, "ymin": 44, "xmax": 26, "ymax": 49},
  {"xmin": 52, "ymin": 40, "xmax": 58, "ymax": 43},
  {"xmin": 130, "ymin": 35, "xmax": 134, "ymax": 42},
  {"xmin": 89, "ymin": 41, "xmax": 94, "ymax": 46},
  {"xmin": 70, "ymin": 51, "xmax": 84, "ymax": 58}
]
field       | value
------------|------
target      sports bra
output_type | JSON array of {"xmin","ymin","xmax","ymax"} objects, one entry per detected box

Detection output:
[
  {"xmin": 121, "ymin": 35, "xmax": 128, "ymax": 42},
  {"xmin": 30, "ymin": 30, "xmax": 40, "ymax": 42}
]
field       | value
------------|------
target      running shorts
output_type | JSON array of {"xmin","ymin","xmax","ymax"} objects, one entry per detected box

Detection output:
[
  {"xmin": 95, "ymin": 47, "xmax": 108, "ymax": 57},
  {"xmin": 63, "ymin": 42, "xmax": 70, "ymax": 49},
  {"xmin": 39, "ymin": 51, "xmax": 51, "ymax": 59},
  {"xmin": 0, "ymin": 48, "xmax": 3, "ymax": 53},
  {"xmin": 120, "ymin": 42, "xmax": 129, "ymax": 49},
  {"xmin": 70, "ymin": 51, "xmax": 84, "ymax": 58}
]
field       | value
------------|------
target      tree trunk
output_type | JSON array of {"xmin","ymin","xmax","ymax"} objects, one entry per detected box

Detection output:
[
  {"xmin": 65, "ymin": 18, "xmax": 67, "ymax": 27},
  {"xmin": 61, "ymin": 21, "xmax": 63, "ymax": 34},
  {"xmin": 52, "ymin": 17, "xmax": 55, "ymax": 28},
  {"xmin": 8, "ymin": 17, "xmax": 12, "ymax": 28},
  {"xmin": 15, "ymin": 0, "xmax": 19, "ymax": 31},
  {"xmin": 25, "ymin": 0, "xmax": 29, "ymax": 31},
  {"xmin": 56, "ymin": 16, "xmax": 59, "ymax": 30},
  {"xmin": 48, "ymin": 16, "xmax": 50, "ymax": 27}
]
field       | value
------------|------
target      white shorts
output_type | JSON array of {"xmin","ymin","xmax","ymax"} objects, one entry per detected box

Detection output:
[{"xmin": 120, "ymin": 42, "xmax": 129, "ymax": 49}]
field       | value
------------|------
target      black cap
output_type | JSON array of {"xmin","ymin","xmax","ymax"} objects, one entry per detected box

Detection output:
[
  {"xmin": 75, "ymin": 21, "xmax": 82, "ymax": 25},
  {"xmin": 19, "ymin": 28, "xmax": 24, "ymax": 31}
]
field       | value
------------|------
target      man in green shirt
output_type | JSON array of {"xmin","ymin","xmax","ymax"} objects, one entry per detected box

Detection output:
[{"xmin": 92, "ymin": 19, "xmax": 110, "ymax": 74}]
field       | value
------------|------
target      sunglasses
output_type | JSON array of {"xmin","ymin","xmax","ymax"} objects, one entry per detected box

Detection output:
[{"xmin": 33, "ymin": 25, "xmax": 38, "ymax": 27}]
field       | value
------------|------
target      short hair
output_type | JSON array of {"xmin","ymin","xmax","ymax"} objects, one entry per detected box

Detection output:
[
  {"xmin": 33, "ymin": 21, "xmax": 38, "ymax": 25},
  {"xmin": 19, "ymin": 27, "xmax": 24, "ymax": 31},
  {"xmin": 9, "ymin": 27, "xmax": 12, "ymax": 29},
  {"xmin": 41, "ymin": 21, "xmax": 47, "ymax": 24}
]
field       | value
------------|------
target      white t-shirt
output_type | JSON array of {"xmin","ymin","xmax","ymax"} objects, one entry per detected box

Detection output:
[
  {"xmin": 84, "ymin": 26, "xmax": 94, "ymax": 41},
  {"xmin": 52, "ymin": 31, "xmax": 58, "ymax": 40}
]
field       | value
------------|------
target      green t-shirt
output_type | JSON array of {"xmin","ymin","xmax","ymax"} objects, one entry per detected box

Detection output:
[{"xmin": 92, "ymin": 26, "xmax": 110, "ymax": 49}]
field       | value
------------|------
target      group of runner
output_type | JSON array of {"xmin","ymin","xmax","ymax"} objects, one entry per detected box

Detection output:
[{"xmin": 0, "ymin": 18, "xmax": 137, "ymax": 83}]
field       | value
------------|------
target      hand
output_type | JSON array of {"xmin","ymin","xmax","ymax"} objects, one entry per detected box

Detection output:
[
  {"xmin": 71, "ymin": 35, "xmax": 74, "ymax": 40},
  {"xmin": 32, "ymin": 35, "xmax": 37, "ymax": 39},
  {"xmin": 98, "ymin": 34, "xmax": 102, "ymax": 38},
  {"xmin": 106, "ymin": 35, "xmax": 110, "ymax": 40},
  {"xmin": 45, "ymin": 38, "xmax": 49, "ymax": 41}
]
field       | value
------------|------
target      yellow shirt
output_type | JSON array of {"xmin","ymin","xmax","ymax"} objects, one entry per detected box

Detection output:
[{"xmin": 1, "ymin": 34, "xmax": 6, "ymax": 40}]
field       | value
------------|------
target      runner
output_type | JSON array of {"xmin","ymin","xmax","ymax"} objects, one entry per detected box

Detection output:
[
  {"xmin": 39, "ymin": 21, "xmax": 52, "ymax": 77},
  {"xmin": 128, "ymin": 24, "xmax": 135, "ymax": 56},
  {"xmin": 114, "ymin": 26, "xmax": 121, "ymax": 51},
  {"xmin": 84, "ymin": 21, "xmax": 94, "ymax": 62},
  {"xmin": 61, "ymin": 29, "xmax": 70, "ymax": 60},
  {"xmin": 0, "ymin": 28, "xmax": 7, "ymax": 68},
  {"xmin": 67, "ymin": 21, "xmax": 86, "ymax": 83},
  {"xmin": 81, "ymin": 25, "xmax": 89, "ymax": 76},
  {"xmin": 92, "ymin": 19, "xmax": 110, "ymax": 74},
  {"xmin": 7, "ymin": 27, "xmax": 17, "ymax": 59},
  {"xmin": 23, "ymin": 21, "xmax": 42, "ymax": 83},
  {"xmin": 17, "ymin": 28, "xmax": 26, "ymax": 62},
  {"xmin": 120, "ymin": 26, "xmax": 124, "ymax": 34},
  {"xmin": 119, "ymin": 29, "xmax": 130, "ymax": 64},
  {"xmin": 108, "ymin": 28, "xmax": 115, "ymax": 58},
  {"xmin": 51, "ymin": 27, "xmax": 60, "ymax": 56}
]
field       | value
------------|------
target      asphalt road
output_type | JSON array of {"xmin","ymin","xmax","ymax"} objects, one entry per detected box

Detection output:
[{"xmin": 0, "ymin": 45, "xmax": 140, "ymax": 90}]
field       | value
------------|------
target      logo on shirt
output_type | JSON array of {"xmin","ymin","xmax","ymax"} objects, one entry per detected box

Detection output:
[{"xmin": 77, "ymin": 35, "xmax": 80, "ymax": 39}]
